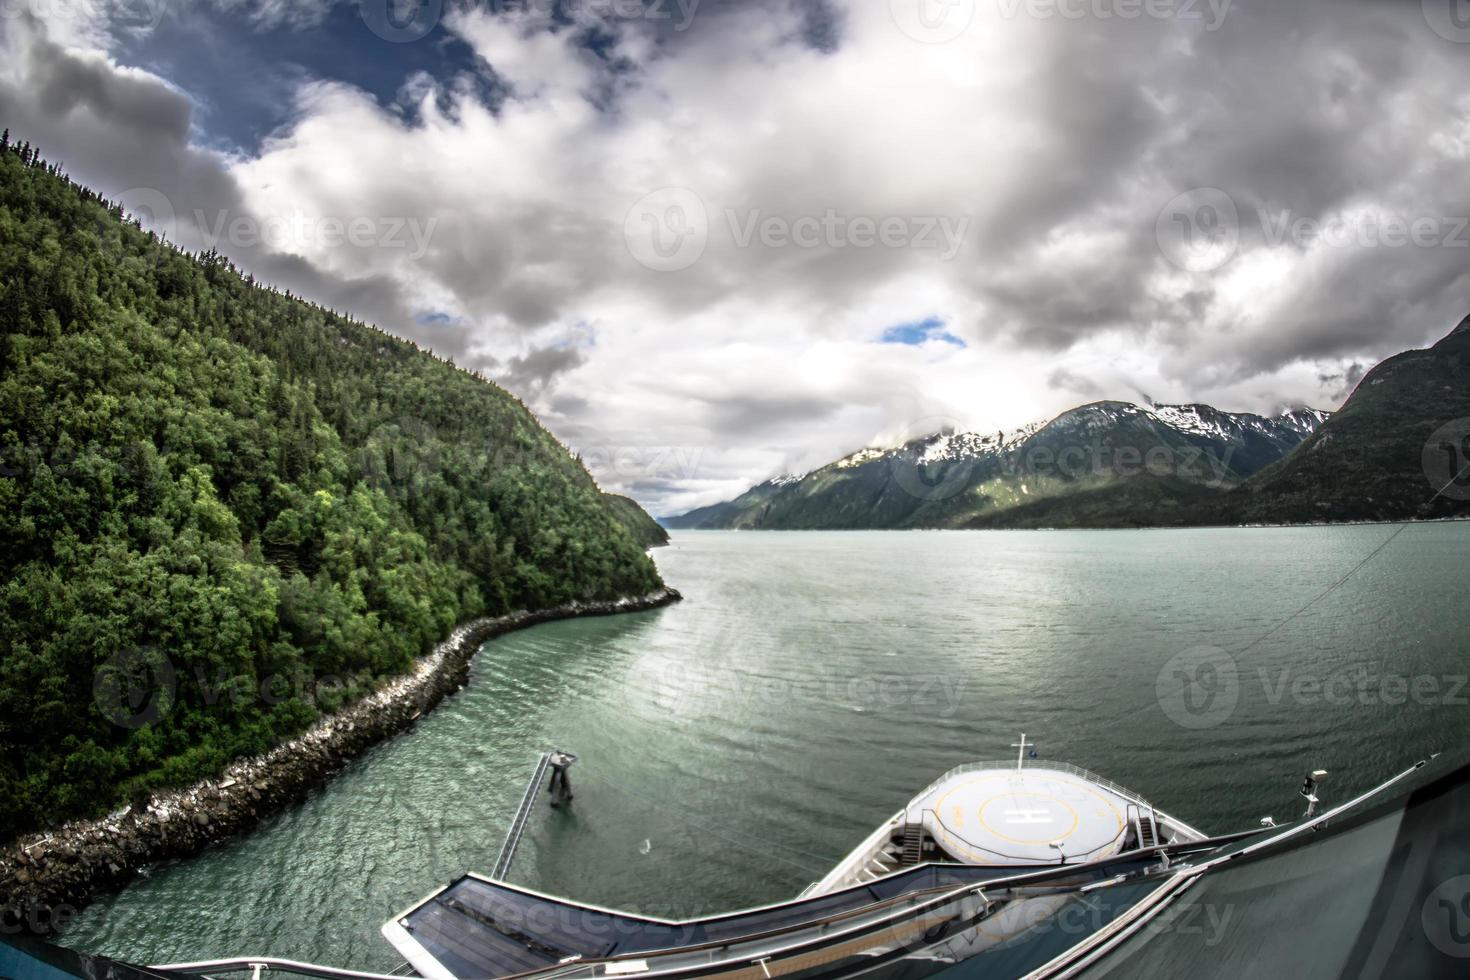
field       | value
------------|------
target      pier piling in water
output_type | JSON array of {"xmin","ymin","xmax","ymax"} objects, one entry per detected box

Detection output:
[{"xmin": 548, "ymin": 751, "xmax": 577, "ymax": 808}]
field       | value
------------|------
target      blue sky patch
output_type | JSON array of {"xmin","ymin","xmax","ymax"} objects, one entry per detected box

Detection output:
[
  {"xmin": 880, "ymin": 317, "xmax": 965, "ymax": 348},
  {"xmin": 117, "ymin": 5, "xmax": 488, "ymax": 153}
]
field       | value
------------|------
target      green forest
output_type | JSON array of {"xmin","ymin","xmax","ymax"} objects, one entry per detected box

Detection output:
[{"xmin": 0, "ymin": 134, "xmax": 664, "ymax": 841}]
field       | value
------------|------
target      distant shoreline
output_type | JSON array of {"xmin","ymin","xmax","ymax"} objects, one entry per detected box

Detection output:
[
  {"xmin": 0, "ymin": 587, "xmax": 682, "ymax": 935},
  {"xmin": 662, "ymin": 517, "xmax": 1470, "ymax": 533}
]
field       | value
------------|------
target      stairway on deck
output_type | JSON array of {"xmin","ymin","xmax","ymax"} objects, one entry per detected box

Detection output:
[
  {"xmin": 1137, "ymin": 812, "xmax": 1157, "ymax": 849},
  {"xmin": 899, "ymin": 824, "xmax": 926, "ymax": 867}
]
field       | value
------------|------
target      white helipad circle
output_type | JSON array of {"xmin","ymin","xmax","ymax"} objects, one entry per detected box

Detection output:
[
  {"xmin": 978, "ymin": 791, "xmax": 1078, "ymax": 845},
  {"xmin": 919, "ymin": 769, "xmax": 1128, "ymax": 863}
]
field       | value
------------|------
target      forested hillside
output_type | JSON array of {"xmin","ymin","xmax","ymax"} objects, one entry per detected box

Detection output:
[
  {"xmin": 0, "ymin": 136, "xmax": 663, "ymax": 840},
  {"xmin": 600, "ymin": 493, "xmax": 670, "ymax": 548},
  {"xmin": 1235, "ymin": 319, "xmax": 1470, "ymax": 522}
]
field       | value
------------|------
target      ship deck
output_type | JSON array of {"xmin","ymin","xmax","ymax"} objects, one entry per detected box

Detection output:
[
  {"xmin": 907, "ymin": 766, "xmax": 1141, "ymax": 865},
  {"xmin": 382, "ymin": 864, "xmax": 1051, "ymax": 980}
]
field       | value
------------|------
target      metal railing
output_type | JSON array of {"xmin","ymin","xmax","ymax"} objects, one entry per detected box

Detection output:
[
  {"xmin": 912, "ymin": 760, "xmax": 1160, "ymax": 812},
  {"xmin": 151, "ymin": 957, "xmax": 413, "ymax": 979},
  {"xmin": 492, "ymin": 752, "xmax": 553, "ymax": 880}
]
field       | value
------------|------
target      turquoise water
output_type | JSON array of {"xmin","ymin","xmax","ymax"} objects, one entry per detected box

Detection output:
[{"xmin": 61, "ymin": 525, "xmax": 1470, "ymax": 970}]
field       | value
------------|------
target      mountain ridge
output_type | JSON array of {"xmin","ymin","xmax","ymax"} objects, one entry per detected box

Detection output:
[
  {"xmin": 666, "ymin": 400, "xmax": 1330, "ymax": 530},
  {"xmin": 669, "ymin": 317, "xmax": 1470, "ymax": 530},
  {"xmin": 1233, "ymin": 319, "xmax": 1470, "ymax": 523}
]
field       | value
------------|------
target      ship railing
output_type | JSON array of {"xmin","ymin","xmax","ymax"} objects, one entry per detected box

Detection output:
[
  {"xmin": 150, "ymin": 956, "xmax": 416, "ymax": 979},
  {"xmin": 524, "ymin": 878, "xmax": 998, "ymax": 980},
  {"xmin": 912, "ymin": 760, "xmax": 1159, "ymax": 811},
  {"xmin": 512, "ymin": 846, "xmax": 1205, "ymax": 980}
]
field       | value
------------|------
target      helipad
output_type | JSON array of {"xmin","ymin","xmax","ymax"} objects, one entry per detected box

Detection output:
[{"xmin": 906, "ymin": 767, "xmax": 1134, "ymax": 864}]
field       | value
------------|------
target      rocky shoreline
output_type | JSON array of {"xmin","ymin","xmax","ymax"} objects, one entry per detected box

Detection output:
[{"xmin": 0, "ymin": 587, "xmax": 682, "ymax": 936}]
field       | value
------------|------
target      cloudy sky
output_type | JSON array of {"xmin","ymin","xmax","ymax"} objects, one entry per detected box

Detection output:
[{"xmin": 3, "ymin": 0, "xmax": 1469, "ymax": 514}]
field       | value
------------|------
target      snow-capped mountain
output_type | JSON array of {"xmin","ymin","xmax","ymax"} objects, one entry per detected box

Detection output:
[{"xmin": 665, "ymin": 399, "xmax": 1331, "ymax": 530}]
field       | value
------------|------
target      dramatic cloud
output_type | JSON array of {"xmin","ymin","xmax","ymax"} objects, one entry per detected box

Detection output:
[{"xmin": 4, "ymin": 0, "xmax": 1468, "ymax": 514}]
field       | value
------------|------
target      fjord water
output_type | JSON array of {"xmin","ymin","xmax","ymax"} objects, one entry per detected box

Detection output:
[{"xmin": 62, "ymin": 526, "xmax": 1470, "ymax": 970}]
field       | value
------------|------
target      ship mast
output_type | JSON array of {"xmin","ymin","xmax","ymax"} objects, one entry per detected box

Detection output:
[{"xmin": 1011, "ymin": 733, "xmax": 1032, "ymax": 772}]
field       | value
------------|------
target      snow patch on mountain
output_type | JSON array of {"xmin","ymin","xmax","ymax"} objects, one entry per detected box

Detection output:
[
  {"xmin": 1276, "ymin": 407, "xmax": 1332, "ymax": 437},
  {"xmin": 835, "ymin": 448, "xmax": 886, "ymax": 469},
  {"xmin": 917, "ymin": 422, "xmax": 1044, "ymax": 463},
  {"xmin": 1145, "ymin": 403, "xmax": 1331, "ymax": 443},
  {"xmin": 806, "ymin": 402, "xmax": 1328, "ymax": 480}
]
